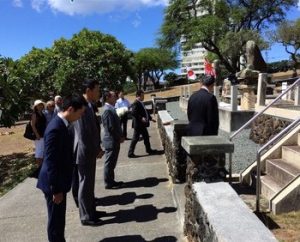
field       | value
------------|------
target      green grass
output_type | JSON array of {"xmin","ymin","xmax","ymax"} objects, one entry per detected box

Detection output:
[{"xmin": 0, "ymin": 153, "xmax": 36, "ymax": 197}]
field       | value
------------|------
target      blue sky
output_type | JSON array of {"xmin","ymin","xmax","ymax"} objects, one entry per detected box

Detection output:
[{"xmin": 0, "ymin": 0, "xmax": 299, "ymax": 64}]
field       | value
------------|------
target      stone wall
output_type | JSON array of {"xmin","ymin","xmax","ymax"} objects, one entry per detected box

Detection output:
[
  {"xmin": 157, "ymin": 112, "xmax": 188, "ymax": 183},
  {"xmin": 250, "ymin": 114, "xmax": 291, "ymax": 144}
]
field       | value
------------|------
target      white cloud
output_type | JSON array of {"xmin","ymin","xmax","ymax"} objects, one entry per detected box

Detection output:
[
  {"xmin": 298, "ymin": 0, "xmax": 300, "ymax": 9},
  {"xmin": 31, "ymin": 0, "xmax": 47, "ymax": 12},
  {"xmin": 12, "ymin": 0, "xmax": 23, "ymax": 7},
  {"xmin": 36, "ymin": 0, "xmax": 168, "ymax": 16},
  {"xmin": 132, "ymin": 13, "xmax": 142, "ymax": 28}
]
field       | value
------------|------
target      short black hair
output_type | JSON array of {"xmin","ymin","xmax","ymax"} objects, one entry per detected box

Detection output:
[
  {"xmin": 136, "ymin": 90, "xmax": 144, "ymax": 97},
  {"xmin": 81, "ymin": 79, "xmax": 99, "ymax": 94},
  {"xmin": 102, "ymin": 90, "xmax": 114, "ymax": 103},
  {"xmin": 62, "ymin": 94, "xmax": 88, "ymax": 112}
]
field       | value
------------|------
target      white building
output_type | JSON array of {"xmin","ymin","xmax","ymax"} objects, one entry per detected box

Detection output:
[{"xmin": 180, "ymin": 40, "xmax": 207, "ymax": 77}]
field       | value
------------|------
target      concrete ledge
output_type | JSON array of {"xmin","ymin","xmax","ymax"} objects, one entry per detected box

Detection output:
[
  {"xmin": 191, "ymin": 182, "xmax": 277, "ymax": 242},
  {"xmin": 157, "ymin": 110, "xmax": 174, "ymax": 125},
  {"xmin": 181, "ymin": 136, "xmax": 234, "ymax": 155}
]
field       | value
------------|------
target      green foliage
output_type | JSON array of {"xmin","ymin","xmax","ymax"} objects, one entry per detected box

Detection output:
[
  {"xmin": 134, "ymin": 47, "xmax": 177, "ymax": 89},
  {"xmin": 18, "ymin": 28, "xmax": 133, "ymax": 98},
  {"xmin": 158, "ymin": 0, "xmax": 297, "ymax": 73},
  {"xmin": 0, "ymin": 57, "xmax": 30, "ymax": 127},
  {"xmin": 272, "ymin": 18, "xmax": 300, "ymax": 70},
  {"xmin": 164, "ymin": 72, "xmax": 178, "ymax": 87},
  {"xmin": 122, "ymin": 81, "xmax": 137, "ymax": 94}
]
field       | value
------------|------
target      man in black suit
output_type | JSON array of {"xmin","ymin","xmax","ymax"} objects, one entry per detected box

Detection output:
[
  {"xmin": 37, "ymin": 95, "xmax": 87, "ymax": 242},
  {"xmin": 102, "ymin": 91, "xmax": 124, "ymax": 189},
  {"xmin": 128, "ymin": 90, "xmax": 157, "ymax": 158},
  {"xmin": 187, "ymin": 75, "xmax": 219, "ymax": 136}
]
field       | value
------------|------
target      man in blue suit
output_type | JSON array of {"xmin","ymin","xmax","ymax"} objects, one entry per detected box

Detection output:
[{"xmin": 37, "ymin": 94, "xmax": 87, "ymax": 242}]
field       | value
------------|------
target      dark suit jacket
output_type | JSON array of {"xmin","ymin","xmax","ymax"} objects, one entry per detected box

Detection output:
[
  {"xmin": 131, "ymin": 100, "xmax": 152, "ymax": 130},
  {"xmin": 101, "ymin": 104, "xmax": 122, "ymax": 150},
  {"xmin": 37, "ymin": 116, "xmax": 73, "ymax": 194},
  {"xmin": 73, "ymin": 103, "xmax": 101, "ymax": 165},
  {"xmin": 187, "ymin": 88, "xmax": 219, "ymax": 136}
]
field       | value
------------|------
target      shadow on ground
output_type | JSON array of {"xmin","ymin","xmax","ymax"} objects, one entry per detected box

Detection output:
[
  {"xmin": 102, "ymin": 205, "xmax": 177, "ymax": 224},
  {"xmin": 120, "ymin": 177, "xmax": 168, "ymax": 189},
  {"xmin": 96, "ymin": 192, "xmax": 153, "ymax": 206},
  {"xmin": 99, "ymin": 235, "xmax": 177, "ymax": 242},
  {"xmin": 255, "ymin": 212, "xmax": 280, "ymax": 230}
]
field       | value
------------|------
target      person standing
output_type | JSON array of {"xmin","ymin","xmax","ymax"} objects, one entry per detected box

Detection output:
[
  {"xmin": 102, "ymin": 91, "xmax": 124, "ymax": 189},
  {"xmin": 186, "ymin": 75, "xmax": 219, "ymax": 136},
  {"xmin": 73, "ymin": 79, "xmax": 104, "ymax": 226},
  {"xmin": 128, "ymin": 90, "xmax": 157, "ymax": 158},
  {"xmin": 54, "ymin": 95, "xmax": 63, "ymax": 115},
  {"xmin": 37, "ymin": 94, "xmax": 87, "ymax": 242},
  {"xmin": 31, "ymin": 100, "xmax": 47, "ymax": 167},
  {"xmin": 115, "ymin": 91, "xmax": 131, "ymax": 139},
  {"xmin": 43, "ymin": 100, "xmax": 55, "ymax": 126}
]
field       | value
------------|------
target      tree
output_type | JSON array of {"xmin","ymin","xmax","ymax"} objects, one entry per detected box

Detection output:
[
  {"xmin": 134, "ymin": 48, "xmax": 177, "ymax": 89},
  {"xmin": 164, "ymin": 72, "xmax": 178, "ymax": 86},
  {"xmin": 272, "ymin": 18, "xmax": 300, "ymax": 75},
  {"xmin": 0, "ymin": 57, "xmax": 29, "ymax": 127},
  {"xmin": 18, "ymin": 28, "xmax": 134, "ymax": 98},
  {"xmin": 158, "ymin": 0, "xmax": 297, "ymax": 74}
]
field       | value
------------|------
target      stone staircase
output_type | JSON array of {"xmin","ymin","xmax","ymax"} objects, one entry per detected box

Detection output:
[{"xmin": 260, "ymin": 133, "xmax": 300, "ymax": 214}]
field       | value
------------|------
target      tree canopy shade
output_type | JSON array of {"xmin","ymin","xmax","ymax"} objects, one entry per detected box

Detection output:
[
  {"xmin": 158, "ymin": 0, "xmax": 297, "ymax": 74},
  {"xmin": 271, "ymin": 18, "xmax": 300, "ymax": 74},
  {"xmin": 134, "ymin": 48, "xmax": 178, "ymax": 89}
]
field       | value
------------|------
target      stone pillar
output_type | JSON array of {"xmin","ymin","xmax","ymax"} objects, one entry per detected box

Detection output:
[
  {"xmin": 256, "ymin": 73, "xmax": 267, "ymax": 106},
  {"xmin": 240, "ymin": 85, "xmax": 256, "ymax": 110},
  {"xmin": 181, "ymin": 136, "xmax": 234, "ymax": 238},
  {"xmin": 172, "ymin": 121, "xmax": 189, "ymax": 183},
  {"xmin": 181, "ymin": 86, "xmax": 184, "ymax": 97},
  {"xmin": 295, "ymin": 84, "xmax": 300, "ymax": 106},
  {"xmin": 230, "ymin": 85, "xmax": 238, "ymax": 111},
  {"xmin": 187, "ymin": 85, "xmax": 191, "ymax": 98}
]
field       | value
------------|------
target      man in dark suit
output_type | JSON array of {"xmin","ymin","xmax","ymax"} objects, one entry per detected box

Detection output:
[
  {"xmin": 128, "ymin": 90, "xmax": 157, "ymax": 158},
  {"xmin": 37, "ymin": 95, "xmax": 87, "ymax": 242},
  {"xmin": 102, "ymin": 91, "xmax": 124, "ymax": 189},
  {"xmin": 187, "ymin": 75, "xmax": 219, "ymax": 136},
  {"xmin": 73, "ymin": 79, "xmax": 104, "ymax": 226}
]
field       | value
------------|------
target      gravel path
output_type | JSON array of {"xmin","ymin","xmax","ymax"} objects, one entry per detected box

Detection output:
[{"xmin": 166, "ymin": 101, "xmax": 261, "ymax": 173}]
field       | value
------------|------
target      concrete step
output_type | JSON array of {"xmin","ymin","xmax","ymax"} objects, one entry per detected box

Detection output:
[
  {"xmin": 261, "ymin": 175, "xmax": 283, "ymax": 200},
  {"xmin": 282, "ymin": 146, "xmax": 300, "ymax": 169},
  {"xmin": 266, "ymin": 158, "xmax": 300, "ymax": 187}
]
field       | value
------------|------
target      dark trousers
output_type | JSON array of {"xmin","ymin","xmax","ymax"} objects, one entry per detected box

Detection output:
[
  {"xmin": 120, "ymin": 114, "xmax": 128, "ymax": 138},
  {"xmin": 72, "ymin": 165, "xmax": 79, "ymax": 207},
  {"xmin": 128, "ymin": 127, "xmax": 151, "ymax": 155},
  {"xmin": 77, "ymin": 161, "xmax": 96, "ymax": 221},
  {"xmin": 45, "ymin": 193, "xmax": 67, "ymax": 242},
  {"xmin": 104, "ymin": 144, "xmax": 120, "ymax": 186}
]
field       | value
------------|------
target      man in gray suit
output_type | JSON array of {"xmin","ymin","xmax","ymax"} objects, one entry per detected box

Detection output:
[
  {"xmin": 73, "ymin": 79, "xmax": 104, "ymax": 226},
  {"xmin": 102, "ymin": 91, "xmax": 124, "ymax": 189}
]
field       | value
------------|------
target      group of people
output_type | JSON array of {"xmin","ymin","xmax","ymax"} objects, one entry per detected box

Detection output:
[{"xmin": 30, "ymin": 79, "xmax": 157, "ymax": 242}]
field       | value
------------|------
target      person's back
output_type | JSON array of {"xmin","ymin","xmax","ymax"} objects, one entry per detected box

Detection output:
[{"xmin": 187, "ymin": 76, "xmax": 219, "ymax": 136}]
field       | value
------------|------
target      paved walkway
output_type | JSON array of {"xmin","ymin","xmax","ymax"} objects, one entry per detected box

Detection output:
[{"xmin": 0, "ymin": 124, "xmax": 185, "ymax": 242}]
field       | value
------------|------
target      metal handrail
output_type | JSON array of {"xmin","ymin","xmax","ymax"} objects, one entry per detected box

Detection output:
[
  {"xmin": 230, "ymin": 77, "xmax": 300, "ymax": 142},
  {"xmin": 227, "ymin": 77, "xmax": 300, "ymax": 212},
  {"xmin": 256, "ymin": 117, "xmax": 300, "ymax": 212}
]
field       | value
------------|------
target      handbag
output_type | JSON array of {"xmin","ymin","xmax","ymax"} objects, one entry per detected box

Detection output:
[{"xmin": 23, "ymin": 121, "xmax": 36, "ymax": 140}]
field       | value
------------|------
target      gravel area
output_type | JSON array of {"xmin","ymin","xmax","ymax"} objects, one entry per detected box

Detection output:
[{"xmin": 166, "ymin": 101, "xmax": 261, "ymax": 173}]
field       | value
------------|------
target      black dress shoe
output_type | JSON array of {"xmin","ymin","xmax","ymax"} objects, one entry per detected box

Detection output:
[
  {"xmin": 105, "ymin": 181, "xmax": 124, "ymax": 189},
  {"xmin": 128, "ymin": 154, "xmax": 138, "ymax": 158},
  {"xmin": 95, "ymin": 210, "xmax": 107, "ymax": 218},
  {"xmin": 147, "ymin": 149, "xmax": 158, "ymax": 154},
  {"xmin": 81, "ymin": 218, "xmax": 102, "ymax": 226}
]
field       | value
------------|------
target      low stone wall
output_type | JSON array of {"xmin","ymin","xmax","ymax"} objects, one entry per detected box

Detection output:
[
  {"xmin": 184, "ymin": 182, "xmax": 278, "ymax": 242},
  {"xmin": 157, "ymin": 111, "xmax": 188, "ymax": 183},
  {"xmin": 250, "ymin": 113, "xmax": 292, "ymax": 144}
]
